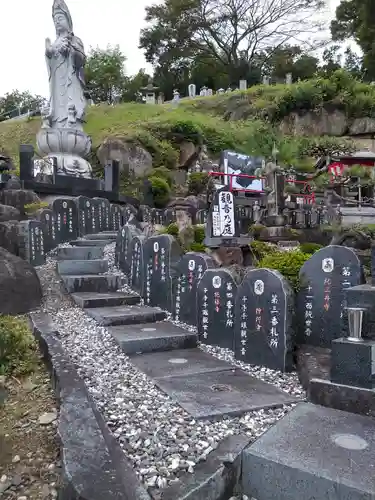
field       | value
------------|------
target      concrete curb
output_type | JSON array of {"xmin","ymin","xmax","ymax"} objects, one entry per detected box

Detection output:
[{"xmin": 29, "ymin": 312, "xmax": 151, "ymax": 500}]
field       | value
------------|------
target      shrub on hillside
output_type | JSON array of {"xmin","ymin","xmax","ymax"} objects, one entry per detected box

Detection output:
[
  {"xmin": 258, "ymin": 250, "xmax": 311, "ymax": 291},
  {"xmin": 165, "ymin": 223, "xmax": 179, "ymax": 236},
  {"xmin": 149, "ymin": 176, "xmax": 171, "ymax": 208},
  {"xmin": 187, "ymin": 173, "xmax": 209, "ymax": 195},
  {"xmin": 0, "ymin": 315, "xmax": 37, "ymax": 376},
  {"xmin": 147, "ymin": 166, "xmax": 173, "ymax": 186},
  {"xmin": 299, "ymin": 242, "xmax": 323, "ymax": 254},
  {"xmin": 193, "ymin": 225, "xmax": 205, "ymax": 244}
]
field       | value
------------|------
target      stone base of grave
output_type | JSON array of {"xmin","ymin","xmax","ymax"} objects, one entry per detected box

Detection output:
[
  {"xmin": 296, "ymin": 344, "xmax": 331, "ymax": 390},
  {"xmin": 57, "ymin": 246, "xmax": 104, "ymax": 261},
  {"xmin": 61, "ymin": 274, "xmax": 123, "ymax": 294},
  {"xmin": 85, "ymin": 305, "xmax": 166, "ymax": 326},
  {"xmin": 57, "ymin": 259, "xmax": 108, "ymax": 275},
  {"xmin": 84, "ymin": 232, "xmax": 118, "ymax": 240},
  {"xmin": 308, "ymin": 378, "xmax": 375, "ymax": 417},
  {"xmin": 69, "ymin": 239, "xmax": 113, "ymax": 247},
  {"xmin": 71, "ymin": 291, "xmax": 140, "ymax": 309},
  {"xmin": 242, "ymin": 403, "xmax": 375, "ymax": 500}
]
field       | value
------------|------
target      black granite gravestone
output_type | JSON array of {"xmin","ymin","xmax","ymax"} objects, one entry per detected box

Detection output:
[
  {"xmin": 196, "ymin": 209, "xmax": 208, "ymax": 225},
  {"xmin": 35, "ymin": 208, "xmax": 57, "ymax": 252},
  {"xmin": 234, "ymin": 268, "xmax": 294, "ymax": 372},
  {"xmin": 129, "ymin": 235, "xmax": 146, "ymax": 295},
  {"xmin": 18, "ymin": 220, "xmax": 45, "ymax": 266},
  {"xmin": 140, "ymin": 205, "xmax": 152, "ymax": 223},
  {"xmin": 75, "ymin": 196, "xmax": 97, "ymax": 236},
  {"xmin": 173, "ymin": 252, "xmax": 216, "ymax": 326},
  {"xmin": 197, "ymin": 268, "xmax": 238, "ymax": 349},
  {"xmin": 151, "ymin": 209, "xmax": 165, "ymax": 225},
  {"xmin": 143, "ymin": 234, "xmax": 183, "ymax": 312},
  {"xmin": 123, "ymin": 204, "xmax": 138, "ymax": 224},
  {"xmin": 164, "ymin": 208, "xmax": 177, "ymax": 225},
  {"xmin": 110, "ymin": 204, "xmax": 122, "ymax": 231},
  {"xmin": 93, "ymin": 197, "xmax": 111, "ymax": 231},
  {"xmin": 115, "ymin": 225, "xmax": 141, "ymax": 273},
  {"xmin": 52, "ymin": 198, "xmax": 78, "ymax": 242},
  {"xmin": 297, "ymin": 245, "xmax": 364, "ymax": 348}
]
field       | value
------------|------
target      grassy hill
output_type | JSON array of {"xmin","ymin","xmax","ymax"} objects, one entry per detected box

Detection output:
[{"xmin": 2, "ymin": 70, "xmax": 373, "ymax": 174}]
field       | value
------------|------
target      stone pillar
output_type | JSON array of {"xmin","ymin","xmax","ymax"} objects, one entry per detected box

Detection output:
[
  {"xmin": 19, "ymin": 144, "xmax": 35, "ymax": 182},
  {"xmin": 104, "ymin": 160, "xmax": 120, "ymax": 193}
]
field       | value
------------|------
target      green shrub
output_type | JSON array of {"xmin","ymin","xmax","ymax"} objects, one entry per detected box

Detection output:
[
  {"xmin": 0, "ymin": 316, "xmax": 37, "ymax": 376},
  {"xmin": 149, "ymin": 176, "xmax": 171, "ymax": 208},
  {"xmin": 147, "ymin": 166, "xmax": 173, "ymax": 187},
  {"xmin": 299, "ymin": 242, "xmax": 323, "ymax": 254},
  {"xmin": 24, "ymin": 201, "xmax": 49, "ymax": 214},
  {"xmin": 166, "ymin": 222, "xmax": 179, "ymax": 236},
  {"xmin": 250, "ymin": 240, "xmax": 278, "ymax": 260},
  {"xmin": 189, "ymin": 242, "xmax": 206, "ymax": 252},
  {"xmin": 193, "ymin": 224, "xmax": 205, "ymax": 244},
  {"xmin": 249, "ymin": 224, "xmax": 266, "ymax": 238},
  {"xmin": 258, "ymin": 250, "xmax": 311, "ymax": 291},
  {"xmin": 187, "ymin": 172, "xmax": 209, "ymax": 195}
]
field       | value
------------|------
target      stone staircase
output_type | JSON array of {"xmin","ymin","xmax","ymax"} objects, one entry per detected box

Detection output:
[{"xmin": 56, "ymin": 230, "xmax": 298, "ymax": 420}]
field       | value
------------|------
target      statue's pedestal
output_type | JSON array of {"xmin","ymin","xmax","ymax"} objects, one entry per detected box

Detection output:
[{"xmin": 36, "ymin": 127, "xmax": 93, "ymax": 179}]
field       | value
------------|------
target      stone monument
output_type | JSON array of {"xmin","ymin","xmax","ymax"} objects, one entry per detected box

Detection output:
[{"xmin": 36, "ymin": 0, "xmax": 92, "ymax": 178}]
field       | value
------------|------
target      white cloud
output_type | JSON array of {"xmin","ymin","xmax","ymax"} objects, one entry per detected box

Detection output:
[{"xmin": 0, "ymin": 0, "xmax": 352, "ymax": 98}]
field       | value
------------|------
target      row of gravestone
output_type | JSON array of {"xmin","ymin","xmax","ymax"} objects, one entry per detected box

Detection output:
[
  {"xmin": 116, "ymin": 226, "xmax": 364, "ymax": 372},
  {"xmin": 140, "ymin": 206, "xmax": 208, "ymax": 226}
]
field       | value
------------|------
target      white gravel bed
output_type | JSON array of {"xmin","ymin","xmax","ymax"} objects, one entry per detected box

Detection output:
[{"xmin": 35, "ymin": 243, "xmax": 301, "ymax": 490}]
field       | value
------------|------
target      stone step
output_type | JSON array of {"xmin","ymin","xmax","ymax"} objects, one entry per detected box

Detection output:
[
  {"xmin": 62, "ymin": 274, "xmax": 123, "ymax": 293},
  {"xmin": 57, "ymin": 259, "xmax": 108, "ymax": 275},
  {"xmin": 108, "ymin": 322, "xmax": 197, "ymax": 355},
  {"xmin": 57, "ymin": 246, "xmax": 104, "ymax": 261},
  {"xmin": 84, "ymin": 232, "xmax": 118, "ymax": 241},
  {"xmin": 85, "ymin": 305, "xmax": 166, "ymax": 326},
  {"xmin": 69, "ymin": 239, "xmax": 112, "ymax": 247},
  {"xmin": 71, "ymin": 291, "xmax": 140, "ymax": 308},
  {"xmin": 242, "ymin": 403, "xmax": 375, "ymax": 500}
]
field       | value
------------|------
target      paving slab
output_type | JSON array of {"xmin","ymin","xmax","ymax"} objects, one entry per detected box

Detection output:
[
  {"xmin": 108, "ymin": 322, "xmax": 197, "ymax": 355},
  {"xmin": 85, "ymin": 305, "xmax": 166, "ymax": 326},
  {"xmin": 71, "ymin": 292, "xmax": 140, "ymax": 309},
  {"xmin": 57, "ymin": 246, "xmax": 104, "ymax": 261},
  {"xmin": 84, "ymin": 232, "xmax": 117, "ymax": 240},
  {"xmin": 69, "ymin": 239, "xmax": 111, "ymax": 247},
  {"xmin": 57, "ymin": 259, "xmax": 108, "ymax": 275},
  {"xmin": 130, "ymin": 348, "xmax": 233, "ymax": 379},
  {"xmin": 155, "ymin": 369, "xmax": 298, "ymax": 419},
  {"xmin": 62, "ymin": 274, "xmax": 122, "ymax": 293},
  {"xmin": 242, "ymin": 403, "xmax": 375, "ymax": 500}
]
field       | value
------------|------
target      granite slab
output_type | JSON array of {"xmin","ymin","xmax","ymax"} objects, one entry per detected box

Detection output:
[
  {"xmin": 85, "ymin": 305, "xmax": 166, "ymax": 326},
  {"xmin": 71, "ymin": 292, "xmax": 140, "ymax": 309}
]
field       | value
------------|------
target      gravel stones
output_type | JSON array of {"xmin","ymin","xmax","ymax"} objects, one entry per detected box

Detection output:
[{"xmin": 35, "ymin": 243, "xmax": 305, "ymax": 490}]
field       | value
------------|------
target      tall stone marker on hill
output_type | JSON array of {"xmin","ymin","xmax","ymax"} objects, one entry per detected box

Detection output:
[
  {"xmin": 36, "ymin": 0, "xmax": 93, "ymax": 178},
  {"xmin": 297, "ymin": 245, "xmax": 364, "ymax": 347}
]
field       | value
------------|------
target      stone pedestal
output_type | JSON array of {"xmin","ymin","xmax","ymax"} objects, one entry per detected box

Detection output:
[
  {"xmin": 331, "ymin": 338, "xmax": 375, "ymax": 389},
  {"xmin": 345, "ymin": 285, "xmax": 375, "ymax": 340}
]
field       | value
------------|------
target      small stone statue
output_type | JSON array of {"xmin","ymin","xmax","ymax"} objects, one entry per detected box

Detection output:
[
  {"xmin": 67, "ymin": 104, "xmax": 77, "ymax": 126},
  {"xmin": 41, "ymin": 105, "xmax": 51, "ymax": 128}
]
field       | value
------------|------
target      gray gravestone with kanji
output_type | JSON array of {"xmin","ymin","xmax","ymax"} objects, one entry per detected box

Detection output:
[
  {"xmin": 165, "ymin": 208, "xmax": 177, "ymax": 225},
  {"xmin": 93, "ymin": 197, "xmax": 111, "ymax": 231},
  {"xmin": 234, "ymin": 268, "xmax": 294, "ymax": 372},
  {"xmin": 297, "ymin": 245, "xmax": 364, "ymax": 347},
  {"xmin": 18, "ymin": 220, "xmax": 45, "ymax": 266},
  {"xmin": 110, "ymin": 204, "xmax": 122, "ymax": 231},
  {"xmin": 116, "ymin": 225, "xmax": 142, "ymax": 273},
  {"xmin": 75, "ymin": 196, "xmax": 97, "ymax": 236},
  {"xmin": 151, "ymin": 209, "xmax": 165, "ymax": 225},
  {"xmin": 52, "ymin": 198, "xmax": 78, "ymax": 242},
  {"xmin": 36, "ymin": 208, "xmax": 57, "ymax": 252},
  {"xmin": 196, "ymin": 209, "xmax": 208, "ymax": 224},
  {"xmin": 129, "ymin": 235, "xmax": 146, "ymax": 295},
  {"xmin": 173, "ymin": 252, "xmax": 216, "ymax": 326},
  {"xmin": 123, "ymin": 205, "xmax": 138, "ymax": 224},
  {"xmin": 197, "ymin": 268, "xmax": 238, "ymax": 349},
  {"xmin": 143, "ymin": 234, "xmax": 183, "ymax": 312}
]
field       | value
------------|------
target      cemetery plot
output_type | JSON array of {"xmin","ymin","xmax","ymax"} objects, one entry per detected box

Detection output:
[
  {"xmin": 129, "ymin": 235, "xmax": 146, "ymax": 295},
  {"xmin": 140, "ymin": 205, "xmax": 151, "ymax": 223},
  {"xmin": 52, "ymin": 198, "xmax": 78, "ymax": 242},
  {"xmin": 234, "ymin": 268, "xmax": 294, "ymax": 372},
  {"xmin": 151, "ymin": 209, "xmax": 165, "ymax": 225},
  {"xmin": 143, "ymin": 235, "xmax": 183, "ymax": 312},
  {"xmin": 197, "ymin": 268, "xmax": 238, "ymax": 349},
  {"xmin": 18, "ymin": 220, "xmax": 45, "ymax": 266},
  {"xmin": 93, "ymin": 197, "xmax": 111, "ymax": 231},
  {"xmin": 173, "ymin": 253, "xmax": 216, "ymax": 326},
  {"xmin": 164, "ymin": 208, "xmax": 177, "ymax": 225},
  {"xmin": 110, "ymin": 204, "xmax": 122, "ymax": 231},
  {"xmin": 116, "ymin": 225, "xmax": 141, "ymax": 273},
  {"xmin": 75, "ymin": 196, "xmax": 97, "ymax": 236},
  {"xmin": 36, "ymin": 208, "xmax": 57, "ymax": 252},
  {"xmin": 297, "ymin": 245, "xmax": 364, "ymax": 348},
  {"xmin": 196, "ymin": 209, "xmax": 208, "ymax": 225}
]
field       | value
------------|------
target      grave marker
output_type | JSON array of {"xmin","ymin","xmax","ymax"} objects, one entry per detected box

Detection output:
[
  {"xmin": 197, "ymin": 268, "xmax": 238, "ymax": 349},
  {"xmin": 129, "ymin": 235, "xmax": 146, "ymax": 295},
  {"xmin": 139, "ymin": 205, "xmax": 151, "ymax": 223},
  {"xmin": 52, "ymin": 198, "xmax": 78, "ymax": 242},
  {"xmin": 18, "ymin": 220, "xmax": 45, "ymax": 266},
  {"xmin": 93, "ymin": 197, "xmax": 111, "ymax": 231},
  {"xmin": 143, "ymin": 234, "xmax": 183, "ymax": 312},
  {"xmin": 164, "ymin": 208, "xmax": 177, "ymax": 225},
  {"xmin": 35, "ymin": 208, "xmax": 57, "ymax": 252},
  {"xmin": 75, "ymin": 196, "xmax": 97, "ymax": 236},
  {"xmin": 116, "ymin": 225, "xmax": 141, "ymax": 273},
  {"xmin": 151, "ymin": 208, "xmax": 165, "ymax": 225},
  {"xmin": 196, "ymin": 209, "xmax": 208, "ymax": 224},
  {"xmin": 297, "ymin": 245, "xmax": 364, "ymax": 347},
  {"xmin": 122, "ymin": 204, "xmax": 138, "ymax": 224},
  {"xmin": 234, "ymin": 268, "xmax": 294, "ymax": 372},
  {"xmin": 173, "ymin": 252, "xmax": 216, "ymax": 326},
  {"xmin": 110, "ymin": 204, "xmax": 122, "ymax": 231}
]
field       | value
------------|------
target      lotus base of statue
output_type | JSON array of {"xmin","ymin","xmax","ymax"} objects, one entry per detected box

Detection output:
[
  {"xmin": 35, "ymin": 152, "xmax": 92, "ymax": 178},
  {"xmin": 36, "ymin": 127, "xmax": 92, "ymax": 157}
]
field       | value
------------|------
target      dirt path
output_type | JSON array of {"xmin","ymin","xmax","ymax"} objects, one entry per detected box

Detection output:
[{"xmin": 0, "ymin": 359, "xmax": 61, "ymax": 499}]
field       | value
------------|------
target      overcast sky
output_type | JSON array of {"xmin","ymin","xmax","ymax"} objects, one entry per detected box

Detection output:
[{"xmin": 0, "ymin": 0, "xmax": 344, "ymax": 98}]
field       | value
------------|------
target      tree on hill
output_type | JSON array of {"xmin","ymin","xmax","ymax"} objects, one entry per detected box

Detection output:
[
  {"xmin": 261, "ymin": 45, "xmax": 319, "ymax": 82},
  {"xmin": 85, "ymin": 45, "xmax": 127, "ymax": 104},
  {"xmin": 139, "ymin": 0, "xmax": 327, "ymax": 84},
  {"xmin": 122, "ymin": 69, "xmax": 151, "ymax": 102},
  {"xmin": 0, "ymin": 90, "xmax": 45, "ymax": 122}
]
